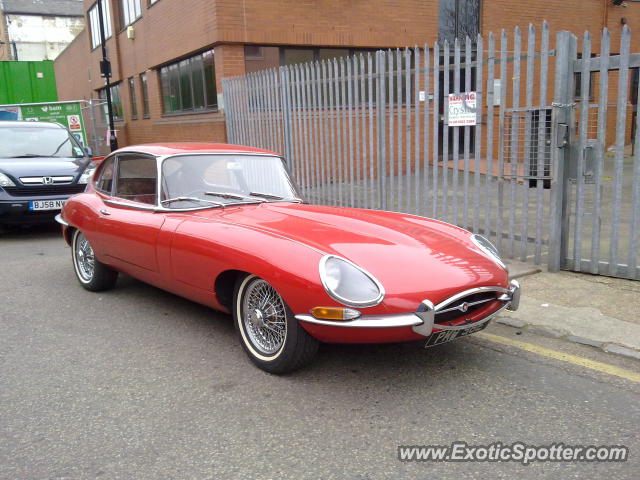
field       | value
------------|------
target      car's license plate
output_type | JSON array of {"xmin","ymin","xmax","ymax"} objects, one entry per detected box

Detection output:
[
  {"xmin": 424, "ymin": 320, "xmax": 489, "ymax": 348},
  {"xmin": 29, "ymin": 200, "xmax": 65, "ymax": 211}
]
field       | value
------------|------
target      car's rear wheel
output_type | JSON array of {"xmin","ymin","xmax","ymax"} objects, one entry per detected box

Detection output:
[
  {"xmin": 234, "ymin": 274, "xmax": 318, "ymax": 374},
  {"xmin": 72, "ymin": 229, "xmax": 118, "ymax": 291}
]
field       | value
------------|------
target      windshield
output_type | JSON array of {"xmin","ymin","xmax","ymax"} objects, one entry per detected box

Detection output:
[
  {"xmin": 160, "ymin": 154, "xmax": 302, "ymax": 209},
  {"xmin": 0, "ymin": 125, "xmax": 85, "ymax": 158}
]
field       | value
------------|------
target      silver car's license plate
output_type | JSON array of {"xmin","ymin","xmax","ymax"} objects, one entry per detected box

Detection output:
[
  {"xmin": 424, "ymin": 321, "xmax": 489, "ymax": 348},
  {"xmin": 29, "ymin": 200, "xmax": 65, "ymax": 211}
]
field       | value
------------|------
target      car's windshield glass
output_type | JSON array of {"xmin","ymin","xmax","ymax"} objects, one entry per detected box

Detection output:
[
  {"xmin": 0, "ymin": 125, "xmax": 85, "ymax": 158},
  {"xmin": 161, "ymin": 154, "xmax": 301, "ymax": 209}
]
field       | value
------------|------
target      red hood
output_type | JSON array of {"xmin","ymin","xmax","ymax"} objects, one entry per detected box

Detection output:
[{"xmin": 193, "ymin": 203, "xmax": 508, "ymax": 309}]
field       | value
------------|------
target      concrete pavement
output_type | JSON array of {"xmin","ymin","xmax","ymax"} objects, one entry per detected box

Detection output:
[{"xmin": 501, "ymin": 263, "xmax": 640, "ymax": 360}]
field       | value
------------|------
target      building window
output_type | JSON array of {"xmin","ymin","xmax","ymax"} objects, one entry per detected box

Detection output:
[
  {"xmin": 159, "ymin": 50, "xmax": 217, "ymax": 114},
  {"xmin": 245, "ymin": 46, "xmax": 264, "ymax": 60},
  {"xmin": 128, "ymin": 77, "xmax": 138, "ymax": 120},
  {"xmin": 99, "ymin": 84, "xmax": 123, "ymax": 121},
  {"xmin": 140, "ymin": 73, "xmax": 150, "ymax": 118},
  {"xmin": 244, "ymin": 46, "xmax": 372, "ymax": 74},
  {"xmin": 120, "ymin": 0, "xmax": 142, "ymax": 28},
  {"xmin": 439, "ymin": 0, "xmax": 480, "ymax": 43},
  {"xmin": 88, "ymin": 0, "xmax": 112, "ymax": 49}
]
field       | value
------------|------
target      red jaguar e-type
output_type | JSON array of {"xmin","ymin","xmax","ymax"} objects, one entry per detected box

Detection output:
[{"xmin": 56, "ymin": 143, "xmax": 520, "ymax": 373}]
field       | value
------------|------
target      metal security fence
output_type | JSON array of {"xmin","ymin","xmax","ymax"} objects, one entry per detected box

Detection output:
[{"xmin": 223, "ymin": 24, "xmax": 640, "ymax": 281}]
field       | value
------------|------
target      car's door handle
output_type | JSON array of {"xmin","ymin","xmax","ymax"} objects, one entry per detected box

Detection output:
[{"xmin": 99, "ymin": 209, "xmax": 111, "ymax": 216}]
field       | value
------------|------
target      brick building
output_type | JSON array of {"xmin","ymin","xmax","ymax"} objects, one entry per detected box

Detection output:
[{"xmin": 53, "ymin": 0, "xmax": 640, "ymax": 152}]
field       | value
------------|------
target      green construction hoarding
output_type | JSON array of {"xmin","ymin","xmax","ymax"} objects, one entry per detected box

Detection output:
[
  {"xmin": 0, "ymin": 61, "xmax": 58, "ymax": 105},
  {"xmin": 0, "ymin": 101, "xmax": 88, "ymax": 148}
]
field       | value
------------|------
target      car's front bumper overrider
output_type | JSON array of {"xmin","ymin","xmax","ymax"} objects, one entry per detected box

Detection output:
[{"xmin": 296, "ymin": 280, "xmax": 520, "ymax": 338}]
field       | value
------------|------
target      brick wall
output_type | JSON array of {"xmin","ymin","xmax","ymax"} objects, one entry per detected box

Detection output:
[{"xmin": 54, "ymin": 0, "xmax": 640, "ymax": 152}]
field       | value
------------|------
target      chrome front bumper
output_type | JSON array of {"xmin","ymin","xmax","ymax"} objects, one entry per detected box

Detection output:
[
  {"xmin": 54, "ymin": 213, "xmax": 69, "ymax": 226},
  {"xmin": 295, "ymin": 280, "xmax": 520, "ymax": 338}
]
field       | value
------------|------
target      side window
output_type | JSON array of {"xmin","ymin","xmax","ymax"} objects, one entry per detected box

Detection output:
[
  {"xmin": 114, "ymin": 154, "xmax": 158, "ymax": 204},
  {"xmin": 95, "ymin": 157, "xmax": 115, "ymax": 194}
]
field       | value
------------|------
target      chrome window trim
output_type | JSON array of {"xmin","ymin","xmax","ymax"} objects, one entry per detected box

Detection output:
[
  {"xmin": 111, "ymin": 152, "xmax": 159, "ymax": 207},
  {"xmin": 103, "ymin": 198, "xmax": 225, "ymax": 213},
  {"xmin": 156, "ymin": 152, "xmax": 303, "ymax": 210},
  {"xmin": 318, "ymin": 254, "xmax": 385, "ymax": 308}
]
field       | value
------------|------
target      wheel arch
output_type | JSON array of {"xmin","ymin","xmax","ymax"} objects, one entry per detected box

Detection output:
[
  {"xmin": 63, "ymin": 225, "xmax": 76, "ymax": 246},
  {"xmin": 214, "ymin": 269, "xmax": 250, "ymax": 311}
]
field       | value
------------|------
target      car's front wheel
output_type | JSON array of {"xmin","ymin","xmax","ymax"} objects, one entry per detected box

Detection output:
[
  {"xmin": 234, "ymin": 274, "xmax": 319, "ymax": 374},
  {"xmin": 72, "ymin": 229, "xmax": 118, "ymax": 291}
]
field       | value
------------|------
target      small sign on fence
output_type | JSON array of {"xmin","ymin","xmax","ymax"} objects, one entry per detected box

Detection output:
[{"xmin": 447, "ymin": 92, "xmax": 477, "ymax": 126}]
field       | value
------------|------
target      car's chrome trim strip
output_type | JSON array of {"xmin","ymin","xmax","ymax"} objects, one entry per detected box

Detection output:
[
  {"xmin": 54, "ymin": 213, "xmax": 68, "ymax": 226},
  {"xmin": 20, "ymin": 176, "xmax": 74, "ymax": 184},
  {"xmin": 296, "ymin": 280, "xmax": 521, "ymax": 338},
  {"xmin": 295, "ymin": 313, "xmax": 422, "ymax": 329}
]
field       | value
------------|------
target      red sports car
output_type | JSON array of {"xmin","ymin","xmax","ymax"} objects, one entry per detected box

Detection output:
[{"xmin": 56, "ymin": 143, "xmax": 520, "ymax": 373}]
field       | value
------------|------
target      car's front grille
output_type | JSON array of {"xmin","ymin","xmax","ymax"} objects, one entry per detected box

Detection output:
[
  {"xmin": 3, "ymin": 184, "xmax": 86, "ymax": 197},
  {"xmin": 435, "ymin": 291, "xmax": 499, "ymax": 324}
]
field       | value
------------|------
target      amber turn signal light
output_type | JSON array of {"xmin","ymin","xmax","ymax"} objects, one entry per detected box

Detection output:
[{"xmin": 310, "ymin": 307, "xmax": 361, "ymax": 321}]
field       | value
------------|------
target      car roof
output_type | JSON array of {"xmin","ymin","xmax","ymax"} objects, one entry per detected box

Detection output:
[
  {"xmin": 115, "ymin": 143, "xmax": 282, "ymax": 157},
  {"xmin": 0, "ymin": 120, "xmax": 64, "ymax": 129}
]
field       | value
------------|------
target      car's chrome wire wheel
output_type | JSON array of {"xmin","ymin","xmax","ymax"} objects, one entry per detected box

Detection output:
[
  {"xmin": 74, "ymin": 232, "xmax": 95, "ymax": 282},
  {"xmin": 241, "ymin": 279, "xmax": 287, "ymax": 355}
]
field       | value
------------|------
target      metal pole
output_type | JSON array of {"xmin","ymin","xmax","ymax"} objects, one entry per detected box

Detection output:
[
  {"xmin": 96, "ymin": 0, "xmax": 118, "ymax": 152},
  {"xmin": 88, "ymin": 99, "xmax": 99, "ymax": 155},
  {"xmin": 548, "ymin": 31, "xmax": 577, "ymax": 272}
]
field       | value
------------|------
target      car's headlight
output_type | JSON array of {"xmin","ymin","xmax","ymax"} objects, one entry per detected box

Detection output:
[
  {"xmin": 78, "ymin": 162, "xmax": 98, "ymax": 184},
  {"xmin": 471, "ymin": 234, "xmax": 507, "ymax": 270},
  {"xmin": 319, "ymin": 255, "xmax": 384, "ymax": 307},
  {"xmin": 0, "ymin": 172, "xmax": 16, "ymax": 187}
]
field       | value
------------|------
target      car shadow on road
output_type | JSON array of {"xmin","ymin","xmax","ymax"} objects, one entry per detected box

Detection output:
[
  {"xmin": 112, "ymin": 274, "xmax": 477, "ymax": 387},
  {"xmin": 0, "ymin": 223, "xmax": 61, "ymax": 241}
]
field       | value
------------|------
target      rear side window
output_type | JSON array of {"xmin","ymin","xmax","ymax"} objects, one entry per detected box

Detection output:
[
  {"xmin": 95, "ymin": 157, "xmax": 115, "ymax": 194},
  {"xmin": 114, "ymin": 154, "xmax": 158, "ymax": 205}
]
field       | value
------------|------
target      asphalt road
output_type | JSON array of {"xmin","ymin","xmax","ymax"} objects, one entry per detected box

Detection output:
[{"xmin": 1, "ymin": 225, "xmax": 639, "ymax": 480}]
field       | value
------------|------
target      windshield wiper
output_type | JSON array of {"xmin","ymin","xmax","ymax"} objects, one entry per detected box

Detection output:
[
  {"xmin": 160, "ymin": 196, "xmax": 224, "ymax": 208},
  {"xmin": 249, "ymin": 191, "xmax": 302, "ymax": 202},
  {"xmin": 10, "ymin": 154, "xmax": 46, "ymax": 158},
  {"xmin": 205, "ymin": 191, "xmax": 265, "ymax": 203}
]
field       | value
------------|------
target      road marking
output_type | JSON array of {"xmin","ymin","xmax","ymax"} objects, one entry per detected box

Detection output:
[{"xmin": 476, "ymin": 332, "xmax": 640, "ymax": 383}]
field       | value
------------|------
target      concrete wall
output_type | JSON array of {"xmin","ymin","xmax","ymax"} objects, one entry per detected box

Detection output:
[{"xmin": 5, "ymin": 13, "xmax": 84, "ymax": 61}]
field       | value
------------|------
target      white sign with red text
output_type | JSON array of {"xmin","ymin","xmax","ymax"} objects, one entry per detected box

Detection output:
[{"xmin": 447, "ymin": 92, "xmax": 477, "ymax": 126}]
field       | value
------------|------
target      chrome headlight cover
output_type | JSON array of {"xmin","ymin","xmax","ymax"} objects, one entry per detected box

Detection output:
[
  {"xmin": 319, "ymin": 255, "xmax": 385, "ymax": 308},
  {"xmin": 471, "ymin": 234, "xmax": 507, "ymax": 270}
]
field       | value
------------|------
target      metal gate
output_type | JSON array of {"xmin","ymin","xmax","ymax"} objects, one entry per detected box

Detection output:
[
  {"xmin": 223, "ymin": 23, "xmax": 640, "ymax": 280},
  {"xmin": 553, "ymin": 28, "xmax": 640, "ymax": 279}
]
